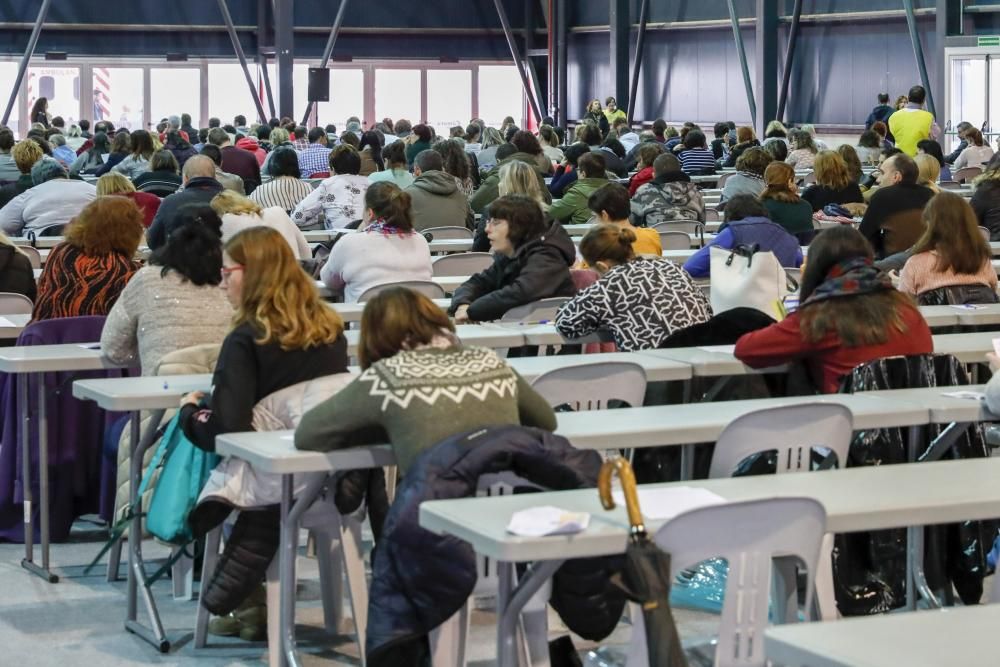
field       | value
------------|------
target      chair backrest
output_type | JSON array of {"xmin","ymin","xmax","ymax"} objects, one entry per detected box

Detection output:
[
  {"xmin": 954, "ymin": 167, "xmax": 983, "ymax": 183},
  {"xmin": 357, "ymin": 280, "xmax": 446, "ymax": 302},
  {"xmin": 783, "ymin": 266, "xmax": 802, "ymax": 285},
  {"xmin": 530, "ymin": 361, "xmax": 647, "ymax": 411},
  {"xmin": 422, "ymin": 226, "xmax": 474, "ymax": 241},
  {"xmin": 708, "ymin": 403, "xmax": 853, "ymax": 478},
  {"xmin": 939, "ymin": 180, "xmax": 963, "ymax": 190},
  {"xmin": 658, "ymin": 230, "xmax": 691, "ymax": 251},
  {"xmin": 653, "ymin": 497, "xmax": 827, "ymax": 667},
  {"xmin": 705, "ymin": 208, "xmax": 722, "ymax": 222},
  {"xmin": 500, "ymin": 297, "xmax": 570, "ymax": 323},
  {"xmin": 0, "ymin": 292, "xmax": 33, "ymax": 315},
  {"xmin": 978, "ymin": 226, "xmax": 991, "ymax": 242},
  {"xmin": 716, "ymin": 172, "xmax": 732, "ymax": 189},
  {"xmin": 432, "ymin": 252, "xmax": 493, "ymax": 277},
  {"xmin": 18, "ymin": 246, "xmax": 41, "ymax": 269},
  {"xmin": 310, "ymin": 171, "xmax": 330, "ymax": 179},
  {"xmin": 799, "ymin": 171, "xmax": 817, "ymax": 186},
  {"xmin": 651, "ymin": 220, "xmax": 704, "ymax": 237}
]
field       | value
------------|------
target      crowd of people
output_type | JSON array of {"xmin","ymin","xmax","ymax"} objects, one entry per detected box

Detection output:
[{"xmin": 1, "ymin": 81, "xmax": 998, "ymax": 645}]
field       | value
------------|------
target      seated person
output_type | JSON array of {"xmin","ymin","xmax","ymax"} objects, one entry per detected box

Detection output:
[
  {"xmin": 683, "ymin": 195, "xmax": 802, "ymax": 278},
  {"xmin": 211, "ymin": 189, "xmax": 310, "ymax": 259},
  {"xmin": 588, "ymin": 183, "xmax": 661, "ymax": 256},
  {"xmin": 858, "ymin": 153, "xmax": 934, "ymax": 258},
  {"xmin": 627, "ymin": 142, "xmax": 664, "ymax": 196},
  {"xmin": 759, "ymin": 161, "xmax": 815, "ymax": 244},
  {"xmin": 898, "ymin": 191, "xmax": 998, "ymax": 303},
  {"xmin": 631, "ymin": 153, "xmax": 705, "ymax": 225},
  {"xmin": 677, "ymin": 130, "xmax": 716, "ymax": 174},
  {"xmin": 734, "ymin": 226, "xmax": 932, "ymax": 393},
  {"xmin": 555, "ymin": 223, "xmax": 711, "ymax": 351},
  {"xmin": 292, "ymin": 145, "xmax": 370, "ymax": 230},
  {"xmin": 32, "ymin": 195, "xmax": 143, "ymax": 321},
  {"xmin": 548, "ymin": 143, "xmax": 589, "ymax": 199},
  {"xmin": 547, "ymin": 152, "xmax": 609, "ymax": 225},
  {"xmin": 405, "ymin": 149, "xmax": 473, "ymax": 232},
  {"xmin": 719, "ymin": 147, "xmax": 771, "ymax": 209},
  {"xmin": 450, "ymin": 194, "xmax": 576, "ymax": 323},
  {"xmin": 295, "ymin": 287, "xmax": 557, "ymax": 474},
  {"xmin": 320, "ymin": 182, "xmax": 432, "ymax": 303},
  {"xmin": 0, "ymin": 157, "xmax": 96, "ymax": 237},
  {"xmin": 801, "ymin": 150, "xmax": 865, "ymax": 212}
]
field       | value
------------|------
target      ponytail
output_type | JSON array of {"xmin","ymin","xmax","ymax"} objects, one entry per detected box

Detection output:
[
  {"xmin": 365, "ymin": 181, "xmax": 413, "ymax": 231},
  {"xmin": 580, "ymin": 223, "xmax": 636, "ymax": 267}
]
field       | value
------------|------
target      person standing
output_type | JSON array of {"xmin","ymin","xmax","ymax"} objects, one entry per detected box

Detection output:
[
  {"xmin": 888, "ymin": 85, "xmax": 941, "ymax": 156},
  {"xmin": 865, "ymin": 93, "xmax": 895, "ymax": 130}
]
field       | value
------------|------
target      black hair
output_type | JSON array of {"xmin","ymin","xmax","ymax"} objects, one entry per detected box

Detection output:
[
  {"xmin": 234, "ymin": 115, "xmax": 247, "ymax": 127},
  {"xmin": 563, "ymin": 142, "xmax": 589, "ymax": 166},
  {"xmin": 602, "ymin": 137, "xmax": 626, "ymax": 159},
  {"xmin": 580, "ymin": 123, "xmax": 602, "ymax": 146},
  {"xmin": 414, "ymin": 149, "xmax": 444, "ymax": 173},
  {"xmin": 359, "ymin": 131, "xmax": 385, "ymax": 171},
  {"xmin": 683, "ymin": 130, "xmax": 707, "ymax": 150},
  {"xmin": 587, "ymin": 183, "xmax": 631, "ymax": 220},
  {"xmin": 268, "ymin": 147, "xmax": 301, "ymax": 178},
  {"xmin": 382, "ymin": 141, "xmax": 406, "ymax": 167},
  {"xmin": 713, "ymin": 122, "xmax": 729, "ymax": 139},
  {"xmin": 150, "ymin": 150, "xmax": 179, "ymax": 173},
  {"xmin": 208, "ymin": 117, "xmax": 221, "ymax": 128},
  {"xmin": 255, "ymin": 125, "xmax": 270, "ymax": 141},
  {"xmin": 495, "ymin": 143, "xmax": 518, "ymax": 162},
  {"xmin": 0, "ymin": 129, "xmax": 13, "ymax": 151},
  {"xmin": 329, "ymin": 145, "xmax": 361, "ymax": 175},
  {"xmin": 166, "ymin": 130, "xmax": 191, "ymax": 150},
  {"xmin": 907, "ymin": 85, "xmax": 926, "ymax": 105},
  {"xmin": 200, "ymin": 143, "xmax": 223, "ymax": 166},
  {"xmin": 858, "ymin": 130, "xmax": 881, "ymax": 149},
  {"xmin": 916, "ymin": 139, "xmax": 946, "ymax": 168},
  {"xmin": 722, "ymin": 194, "xmax": 769, "ymax": 224},
  {"xmin": 890, "ymin": 153, "xmax": 919, "ymax": 185},
  {"xmin": 878, "ymin": 92, "xmax": 890, "ymax": 104},
  {"xmin": 152, "ymin": 207, "xmax": 223, "ymax": 286},
  {"xmin": 434, "ymin": 139, "xmax": 469, "ymax": 180},
  {"xmin": 308, "ymin": 127, "xmax": 326, "ymax": 143},
  {"xmin": 652, "ymin": 119, "xmax": 667, "ymax": 137},
  {"xmin": 413, "ymin": 124, "xmax": 432, "ymax": 142},
  {"xmin": 78, "ymin": 119, "xmax": 90, "ymax": 131},
  {"xmin": 88, "ymin": 131, "xmax": 110, "ymax": 155},
  {"xmin": 490, "ymin": 194, "xmax": 547, "ymax": 248}
]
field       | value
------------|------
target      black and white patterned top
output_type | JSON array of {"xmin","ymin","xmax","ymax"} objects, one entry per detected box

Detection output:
[{"xmin": 555, "ymin": 258, "xmax": 712, "ymax": 351}]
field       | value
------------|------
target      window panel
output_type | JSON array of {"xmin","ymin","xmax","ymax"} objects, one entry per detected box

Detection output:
[
  {"xmin": 94, "ymin": 67, "xmax": 143, "ymax": 132},
  {"xmin": 427, "ymin": 69, "xmax": 472, "ymax": 137},
  {"xmin": 317, "ymin": 68, "xmax": 364, "ymax": 131},
  {"xmin": 375, "ymin": 69, "xmax": 421, "ymax": 127},
  {"xmin": 28, "ymin": 66, "xmax": 80, "ymax": 127},
  {"xmin": 478, "ymin": 65, "xmax": 523, "ymax": 128},
  {"xmin": 150, "ymin": 68, "xmax": 200, "ymax": 130}
]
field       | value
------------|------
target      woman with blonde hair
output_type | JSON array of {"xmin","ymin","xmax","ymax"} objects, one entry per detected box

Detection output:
[
  {"xmin": 802, "ymin": 150, "xmax": 865, "ymax": 211},
  {"xmin": 759, "ymin": 161, "xmax": 815, "ymax": 242},
  {"xmin": 914, "ymin": 154, "xmax": 942, "ymax": 194},
  {"xmin": 96, "ymin": 172, "xmax": 161, "ymax": 228},
  {"xmin": 476, "ymin": 126, "xmax": 506, "ymax": 168},
  {"xmin": 472, "ymin": 159, "xmax": 549, "ymax": 252},
  {"xmin": 32, "ymin": 196, "xmax": 144, "ymax": 320},
  {"xmin": 178, "ymin": 226, "xmax": 349, "ymax": 634},
  {"xmin": 898, "ymin": 191, "xmax": 997, "ymax": 302},
  {"xmin": 210, "ymin": 189, "xmax": 310, "ymax": 259}
]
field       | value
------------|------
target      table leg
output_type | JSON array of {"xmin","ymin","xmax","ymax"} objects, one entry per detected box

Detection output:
[
  {"xmin": 20, "ymin": 372, "xmax": 57, "ymax": 582},
  {"xmin": 281, "ymin": 473, "xmax": 328, "ymax": 667},
  {"xmin": 124, "ymin": 409, "xmax": 169, "ymax": 653},
  {"xmin": 19, "ymin": 373, "xmax": 34, "ymax": 574},
  {"xmin": 495, "ymin": 560, "xmax": 564, "ymax": 667}
]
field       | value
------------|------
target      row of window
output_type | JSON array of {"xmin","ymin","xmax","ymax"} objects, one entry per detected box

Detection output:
[{"xmin": 0, "ymin": 60, "xmax": 527, "ymax": 137}]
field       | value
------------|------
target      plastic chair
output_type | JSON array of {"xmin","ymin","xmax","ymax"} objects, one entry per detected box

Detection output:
[
  {"xmin": 799, "ymin": 171, "xmax": 817, "ymax": 186},
  {"xmin": 979, "ymin": 226, "xmax": 991, "ymax": 242},
  {"xmin": 628, "ymin": 497, "xmax": 827, "ymax": 667},
  {"xmin": 432, "ymin": 252, "xmax": 493, "ymax": 277},
  {"xmin": 500, "ymin": 297, "xmax": 570, "ymax": 324},
  {"xmin": 708, "ymin": 403, "xmax": 853, "ymax": 624},
  {"xmin": 939, "ymin": 180, "xmax": 963, "ymax": 190},
  {"xmin": 651, "ymin": 220, "xmax": 704, "ymax": 247},
  {"xmin": 953, "ymin": 167, "xmax": 982, "ymax": 183},
  {"xmin": 530, "ymin": 361, "xmax": 647, "ymax": 411},
  {"xmin": 716, "ymin": 172, "xmax": 732, "ymax": 189},
  {"xmin": 19, "ymin": 246, "xmax": 41, "ymax": 269},
  {"xmin": 309, "ymin": 171, "xmax": 331, "ymax": 179},
  {"xmin": 358, "ymin": 280, "xmax": 446, "ymax": 301},
  {"xmin": 705, "ymin": 208, "xmax": 722, "ymax": 222},
  {"xmin": 195, "ymin": 499, "xmax": 369, "ymax": 667},
  {"xmin": 658, "ymin": 230, "xmax": 691, "ymax": 251},
  {"xmin": 0, "ymin": 292, "xmax": 33, "ymax": 314},
  {"xmin": 423, "ymin": 226, "xmax": 474, "ymax": 241}
]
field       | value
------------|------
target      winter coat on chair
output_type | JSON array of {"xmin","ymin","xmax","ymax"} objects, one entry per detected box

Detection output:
[
  {"xmin": 836, "ymin": 353, "xmax": 999, "ymax": 616},
  {"xmin": 365, "ymin": 424, "xmax": 624, "ymax": 666},
  {"xmin": 113, "ymin": 343, "xmax": 221, "ymax": 526}
]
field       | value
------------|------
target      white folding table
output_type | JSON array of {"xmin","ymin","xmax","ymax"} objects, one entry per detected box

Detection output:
[
  {"xmin": 420, "ymin": 457, "xmax": 1000, "ymax": 667},
  {"xmin": 765, "ymin": 604, "xmax": 1000, "ymax": 667}
]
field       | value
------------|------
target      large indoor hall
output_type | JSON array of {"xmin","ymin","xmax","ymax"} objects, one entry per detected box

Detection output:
[{"xmin": 1, "ymin": 1, "xmax": 999, "ymax": 665}]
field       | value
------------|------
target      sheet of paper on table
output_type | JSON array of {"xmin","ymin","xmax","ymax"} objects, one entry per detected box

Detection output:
[
  {"xmin": 611, "ymin": 486, "xmax": 727, "ymax": 521},
  {"xmin": 506, "ymin": 506, "xmax": 591, "ymax": 537},
  {"xmin": 696, "ymin": 345, "xmax": 736, "ymax": 354}
]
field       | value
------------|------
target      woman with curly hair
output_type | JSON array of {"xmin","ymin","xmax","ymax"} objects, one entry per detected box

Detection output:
[{"xmin": 32, "ymin": 196, "xmax": 144, "ymax": 320}]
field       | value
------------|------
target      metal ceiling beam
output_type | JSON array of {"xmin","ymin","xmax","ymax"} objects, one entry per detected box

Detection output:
[
  {"xmin": 755, "ymin": 0, "xmax": 778, "ymax": 136},
  {"xmin": 301, "ymin": 0, "xmax": 348, "ymax": 126},
  {"xmin": 776, "ymin": 0, "xmax": 802, "ymax": 123},
  {"xmin": 2, "ymin": 0, "xmax": 52, "ymax": 128},
  {"xmin": 217, "ymin": 0, "xmax": 269, "ymax": 124},
  {"xmin": 494, "ymin": 0, "xmax": 543, "ymax": 123},
  {"xmin": 610, "ymin": 0, "xmax": 630, "ymax": 115},
  {"xmin": 727, "ymin": 0, "xmax": 756, "ymax": 128},
  {"xmin": 903, "ymin": 0, "xmax": 936, "ymax": 118},
  {"xmin": 556, "ymin": 0, "xmax": 567, "ymax": 126},
  {"xmin": 274, "ymin": 0, "xmax": 294, "ymax": 120},
  {"xmin": 626, "ymin": 0, "xmax": 650, "ymax": 124}
]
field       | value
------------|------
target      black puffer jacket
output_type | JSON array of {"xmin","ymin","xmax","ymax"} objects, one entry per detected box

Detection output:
[
  {"xmin": 449, "ymin": 221, "xmax": 576, "ymax": 322},
  {"xmin": 970, "ymin": 178, "xmax": 1000, "ymax": 241},
  {"xmin": 365, "ymin": 425, "xmax": 624, "ymax": 666},
  {"xmin": 0, "ymin": 245, "xmax": 37, "ymax": 301}
]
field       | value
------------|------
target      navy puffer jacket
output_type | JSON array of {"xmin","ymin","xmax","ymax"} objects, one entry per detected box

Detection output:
[{"xmin": 365, "ymin": 425, "xmax": 624, "ymax": 666}]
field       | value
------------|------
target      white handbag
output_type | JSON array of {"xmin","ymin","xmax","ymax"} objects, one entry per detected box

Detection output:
[{"xmin": 710, "ymin": 244, "xmax": 793, "ymax": 318}]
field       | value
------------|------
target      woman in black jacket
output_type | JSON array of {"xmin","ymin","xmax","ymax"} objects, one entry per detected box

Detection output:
[
  {"xmin": 451, "ymin": 194, "xmax": 576, "ymax": 323},
  {"xmin": 971, "ymin": 154, "xmax": 1000, "ymax": 241},
  {"xmin": 582, "ymin": 99, "xmax": 610, "ymax": 137}
]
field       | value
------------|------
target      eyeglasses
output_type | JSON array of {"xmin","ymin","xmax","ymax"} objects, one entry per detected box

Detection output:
[{"xmin": 220, "ymin": 265, "xmax": 244, "ymax": 283}]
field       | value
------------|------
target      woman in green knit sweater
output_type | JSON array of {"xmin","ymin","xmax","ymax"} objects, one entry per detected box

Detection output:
[{"xmin": 295, "ymin": 288, "xmax": 557, "ymax": 472}]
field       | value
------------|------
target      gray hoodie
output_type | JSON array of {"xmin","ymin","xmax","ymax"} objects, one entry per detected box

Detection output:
[{"xmin": 405, "ymin": 170, "xmax": 473, "ymax": 232}]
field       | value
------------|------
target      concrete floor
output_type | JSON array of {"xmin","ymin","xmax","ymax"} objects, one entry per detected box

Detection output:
[{"xmin": 0, "ymin": 521, "xmax": 722, "ymax": 666}]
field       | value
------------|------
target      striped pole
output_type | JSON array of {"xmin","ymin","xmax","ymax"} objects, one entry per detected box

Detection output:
[{"xmin": 94, "ymin": 67, "xmax": 110, "ymax": 120}]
